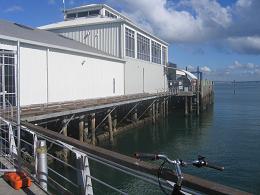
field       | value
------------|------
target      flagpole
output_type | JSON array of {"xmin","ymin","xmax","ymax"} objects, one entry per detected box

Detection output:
[{"xmin": 63, "ymin": 0, "xmax": 66, "ymax": 18}]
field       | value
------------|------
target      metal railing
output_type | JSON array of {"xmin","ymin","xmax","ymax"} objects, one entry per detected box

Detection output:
[{"xmin": 0, "ymin": 117, "xmax": 198, "ymax": 194}]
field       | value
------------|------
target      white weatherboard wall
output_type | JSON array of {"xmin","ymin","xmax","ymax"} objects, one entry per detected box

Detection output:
[
  {"xmin": 51, "ymin": 22, "xmax": 121, "ymax": 57},
  {"xmin": 48, "ymin": 49, "xmax": 124, "ymax": 103},
  {"xmin": 20, "ymin": 45, "xmax": 48, "ymax": 106},
  {"xmin": 125, "ymin": 57, "xmax": 167, "ymax": 94},
  {"xmin": 12, "ymin": 43, "xmax": 124, "ymax": 106}
]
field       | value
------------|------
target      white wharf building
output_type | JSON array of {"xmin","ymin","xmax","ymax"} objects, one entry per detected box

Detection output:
[
  {"xmin": 0, "ymin": 4, "xmax": 169, "ymax": 107},
  {"xmin": 40, "ymin": 4, "xmax": 169, "ymax": 95},
  {"xmin": 0, "ymin": 20, "xmax": 124, "ymax": 106}
]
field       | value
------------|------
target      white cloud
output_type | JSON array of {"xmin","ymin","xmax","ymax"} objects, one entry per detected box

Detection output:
[
  {"xmin": 4, "ymin": 5, "xmax": 24, "ymax": 13},
  {"xmin": 112, "ymin": 0, "xmax": 234, "ymax": 43},
  {"xmin": 201, "ymin": 66, "xmax": 211, "ymax": 72},
  {"xmin": 229, "ymin": 61, "xmax": 259, "ymax": 70},
  {"xmin": 236, "ymin": 0, "xmax": 253, "ymax": 8},
  {"xmin": 110, "ymin": 0, "xmax": 260, "ymax": 54},
  {"xmin": 227, "ymin": 36, "xmax": 260, "ymax": 54}
]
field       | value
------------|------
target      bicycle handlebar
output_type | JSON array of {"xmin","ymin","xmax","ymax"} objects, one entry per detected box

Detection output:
[
  {"xmin": 134, "ymin": 153, "xmax": 224, "ymax": 171},
  {"xmin": 205, "ymin": 161, "xmax": 224, "ymax": 171}
]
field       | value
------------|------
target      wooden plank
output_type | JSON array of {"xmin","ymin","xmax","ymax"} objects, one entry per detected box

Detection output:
[{"xmin": 22, "ymin": 122, "xmax": 252, "ymax": 195}]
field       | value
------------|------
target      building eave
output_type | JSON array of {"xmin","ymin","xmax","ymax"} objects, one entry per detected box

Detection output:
[{"xmin": 0, "ymin": 34, "xmax": 126, "ymax": 63}]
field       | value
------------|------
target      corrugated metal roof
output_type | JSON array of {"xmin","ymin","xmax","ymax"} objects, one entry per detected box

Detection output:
[
  {"xmin": 39, "ymin": 17, "xmax": 119, "ymax": 30},
  {"xmin": 0, "ymin": 19, "xmax": 121, "ymax": 59}
]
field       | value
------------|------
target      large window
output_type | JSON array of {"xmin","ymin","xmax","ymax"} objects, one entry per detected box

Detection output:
[
  {"xmin": 162, "ymin": 46, "xmax": 167, "ymax": 65},
  {"xmin": 0, "ymin": 50, "xmax": 16, "ymax": 107},
  {"xmin": 152, "ymin": 41, "xmax": 161, "ymax": 64},
  {"xmin": 137, "ymin": 34, "xmax": 150, "ymax": 61},
  {"xmin": 125, "ymin": 28, "xmax": 135, "ymax": 58},
  {"xmin": 67, "ymin": 9, "xmax": 100, "ymax": 19}
]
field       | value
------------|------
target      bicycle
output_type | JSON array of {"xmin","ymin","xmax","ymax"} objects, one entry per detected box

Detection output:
[{"xmin": 134, "ymin": 153, "xmax": 224, "ymax": 195}]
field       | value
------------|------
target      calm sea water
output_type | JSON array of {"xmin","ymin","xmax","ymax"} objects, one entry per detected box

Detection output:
[{"xmin": 94, "ymin": 82, "xmax": 260, "ymax": 194}]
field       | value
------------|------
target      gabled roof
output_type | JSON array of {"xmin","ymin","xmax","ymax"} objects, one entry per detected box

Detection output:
[
  {"xmin": 39, "ymin": 17, "xmax": 120, "ymax": 30},
  {"xmin": 0, "ymin": 19, "xmax": 123, "ymax": 61}
]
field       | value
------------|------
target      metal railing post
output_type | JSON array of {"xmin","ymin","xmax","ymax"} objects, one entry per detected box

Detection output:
[{"xmin": 36, "ymin": 140, "xmax": 48, "ymax": 191}]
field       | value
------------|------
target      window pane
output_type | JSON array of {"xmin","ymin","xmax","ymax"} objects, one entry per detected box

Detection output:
[
  {"xmin": 137, "ymin": 33, "xmax": 150, "ymax": 61},
  {"xmin": 125, "ymin": 28, "xmax": 135, "ymax": 58},
  {"xmin": 89, "ymin": 10, "xmax": 100, "ymax": 16},
  {"xmin": 66, "ymin": 13, "xmax": 76, "ymax": 19},
  {"xmin": 152, "ymin": 41, "xmax": 161, "ymax": 64},
  {"xmin": 78, "ymin": 11, "xmax": 88, "ymax": 17},
  {"xmin": 162, "ymin": 46, "xmax": 167, "ymax": 65}
]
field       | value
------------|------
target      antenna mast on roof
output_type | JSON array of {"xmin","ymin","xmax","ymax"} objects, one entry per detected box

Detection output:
[{"xmin": 62, "ymin": 0, "xmax": 66, "ymax": 17}]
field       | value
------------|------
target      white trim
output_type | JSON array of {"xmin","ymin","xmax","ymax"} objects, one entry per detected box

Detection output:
[{"xmin": 0, "ymin": 35, "xmax": 125, "ymax": 63}]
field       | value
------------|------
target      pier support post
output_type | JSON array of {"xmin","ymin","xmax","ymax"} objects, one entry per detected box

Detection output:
[
  {"xmin": 132, "ymin": 108, "xmax": 138, "ymax": 123},
  {"xmin": 166, "ymin": 99, "xmax": 168, "ymax": 116},
  {"xmin": 62, "ymin": 120, "xmax": 69, "ymax": 162},
  {"xmin": 83, "ymin": 121, "xmax": 89, "ymax": 142},
  {"xmin": 197, "ymin": 93, "xmax": 200, "ymax": 116},
  {"xmin": 107, "ymin": 110, "xmax": 113, "ymax": 143},
  {"xmin": 189, "ymin": 96, "xmax": 193, "ymax": 113},
  {"xmin": 91, "ymin": 113, "xmax": 96, "ymax": 145},
  {"xmin": 155, "ymin": 101, "xmax": 159, "ymax": 120},
  {"xmin": 163, "ymin": 98, "xmax": 166, "ymax": 117},
  {"xmin": 149, "ymin": 105, "xmax": 153, "ymax": 118},
  {"xmin": 113, "ymin": 114, "xmax": 117, "ymax": 132},
  {"xmin": 160, "ymin": 101, "xmax": 163, "ymax": 118},
  {"xmin": 152, "ymin": 103, "xmax": 156, "ymax": 124},
  {"xmin": 79, "ymin": 116, "xmax": 84, "ymax": 142},
  {"xmin": 185, "ymin": 96, "xmax": 188, "ymax": 116}
]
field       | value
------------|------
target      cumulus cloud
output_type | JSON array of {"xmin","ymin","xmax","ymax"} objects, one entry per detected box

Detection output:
[
  {"xmin": 109, "ymin": 0, "xmax": 260, "ymax": 54},
  {"xmin": 4, "ymin": 5, "xmax": 24, "ymax": 13},
  {"xmin": 200, "ymin": 66, "xmax": 211, "ymax": 73},
  {"xmin": 227, "ymin": 36, "xmax": 260, "ymax": 54},
  {"xmin": 206, "ymin": 61, "xmax": 260, "ymax": 81}
]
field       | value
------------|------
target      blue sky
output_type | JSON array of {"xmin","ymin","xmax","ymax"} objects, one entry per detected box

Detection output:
[{"xmin": 1, "ymin": 0, "xmax": 260, "ymax": 81}]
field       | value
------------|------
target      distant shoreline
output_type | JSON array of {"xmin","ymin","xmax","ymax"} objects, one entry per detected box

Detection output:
[{"xmin": 214, "ymin": 80, "xmax": 260, "ymax": 83}]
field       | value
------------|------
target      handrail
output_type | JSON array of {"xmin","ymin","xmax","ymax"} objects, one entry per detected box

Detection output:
[{"xmin": 22, "ymin": 121, "xmax": 252, "ymax": 195}]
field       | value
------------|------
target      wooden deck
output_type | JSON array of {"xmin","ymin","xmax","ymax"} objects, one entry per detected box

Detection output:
[{"xmin": 20, "ymin": 93, "xmax": 167, "ymax": 122}]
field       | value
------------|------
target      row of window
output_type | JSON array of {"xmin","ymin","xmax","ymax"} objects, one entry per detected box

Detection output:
[
  {"xmin": 125, "ymin": 28, "xmax": 167, "ymax": 64},
  {"xmin": 66, "ymin": 9, "xmax": 100, "ymax": 19}
]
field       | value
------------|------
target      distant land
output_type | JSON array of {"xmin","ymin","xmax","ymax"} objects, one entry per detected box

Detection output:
[{"xmin": 214, "ymin": 80, "xmax": 260, "ymax": 83}]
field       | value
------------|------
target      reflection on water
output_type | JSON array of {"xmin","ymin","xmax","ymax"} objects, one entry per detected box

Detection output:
[{"xmin": 95, "ymin": 82, "xmax": 260, "ymax": 194}]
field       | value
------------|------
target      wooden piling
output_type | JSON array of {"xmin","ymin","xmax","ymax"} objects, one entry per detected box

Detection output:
[
  {"xmin": 107, "ymin": 110, "xmax": 113, "ymax": 143},
  {"xmin": 160, "ymin": 101, "xmax": 164, "ymax": 118},
  {"xmin": 155, "ymin": 101, "xmax": 159, "ymax": 119},
  {"xmin": 79, "ymin": 116, "xmax": 84, "ymax": 142},
  {"xmin": 189, "ymin": 96, "xmax": 193, "ymax": 113},
  {"xmin": 132, "ymin": 108, "xmax": 138, "ymax": 123},
  {"xmin": 197, "ymin": 92, "xmax": 200, "ymax": 116},
  {"xmin": 166, "ymin": 99, "xmax": 168, "ymax": 116},
  {"xmin": 83, "ymin": 121, "xmax": 88, "ymax": 142},
  {"xmin": 91, "ymin": 113, "xmax": 96, "ymax": 145},
  {"xmin": 62, "ymin": 120, "xmax": 68, "ymax": 162},
  {"xmin": 152, "ymin": 103, "xmax": 156, "ymax": 124},
  {"xmin": 185, "ymin": 96, "xmax": 188, "ymax": 116},
  {"xmin": 112, "ymin": 114, "xmax": 117, "ymax": 132},
  {"xmin": 197, "ymin": 80, "xmax": 200, "ymax": 116}
]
